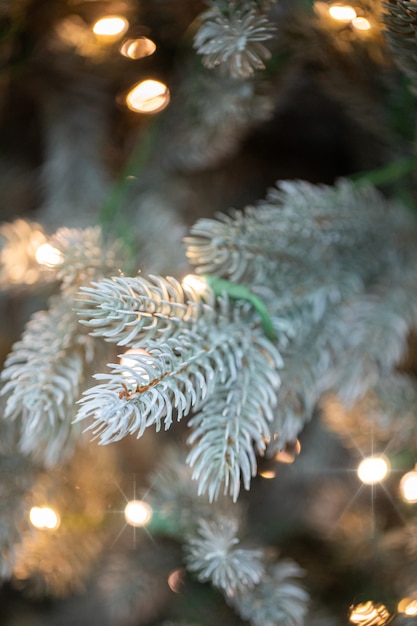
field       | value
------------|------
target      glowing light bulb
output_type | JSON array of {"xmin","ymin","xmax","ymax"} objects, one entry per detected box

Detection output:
[
  {"xmin": 329, "ymin": 5, "xmax": 357, "ymax": 21},
  {"xmin": 357, "ymin": 456, "xmax": 389, "ymax": 485},
  {"xmin": 29, "ymin": 506, "xmax": 60, "ymax": 530},
  {"xmin": 120, "ymin": 37, "xmax": 156, "ymax": 59},
  {"xmin": 124, "ymin": 500, "xmax": 153, "ymax": 527},
  {"xmin": 398, "ymin": 597, "xmax": 417, "ymax": 616},
  {"xmin": 352, "ymin": 16, "xmax": 371, "ymax": 31},
  {"xmin": 35, "ymin": 243, "xmax": 64, "ymax": 267},
  {"xmin": 182, "ymin": 274, "xmax": 208, "ymax": 294},
  {"xmin": 125, "ymin": 79, "xmax": 170, "ymax": 114},
  {"xmin": 349, "ymin": 601, "xmax": 391, "ymax": 625},
  {"xmin": 92, "ymin": 16, "xmax": 128, "ymax": 40},
  {"xmin": 400, "ymin": 467, "xmax": 417, "ymax": 503}
]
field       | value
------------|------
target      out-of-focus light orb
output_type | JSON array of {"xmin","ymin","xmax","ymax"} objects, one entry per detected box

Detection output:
[
  {"xmin": 35, "ymin": 243, "xmax": 64, "ymax": 267},
  {"xmin": 120, "ymin": 348, "xmax": 151, "ymax": 369},
  {"xmin": 167, "ymin": 568, "xmax": 185, "ymax": 593},
  {"xmin": 92, "ymin": 16, "xmax": 128, "ymax": 39},
  {"xmin": 124, "ymin": 500, "xmax": 153, "ymax": 527},
  {"xmin": 399, "ymin": 468, "xmax": 417, "ymax": 503},
  {"xmin": 357, "ymin": 456, "xmax": 389, "ymax": 485},
  {"xmin": 352, "ymin": 16, "xmax": 371, "ymax": 31},
  {"xmin": 398, "ymin": 597, "xmax": 417, "ymax": 616},
  {"xmin": 125, "ymin": 79, "xmax": 170, "ymax": 114},
  {"xmin": 29, "ymin": 506, "xmax": 60, "ymax": 530},
  {"xmin": 120, "ymin": 37, "xmax": 156, "ymax": 59},
  {"xmin": 182, "ymin": 274, "xmax": 208, "ymax": 294},
  {"xmin": 329, "ymin": 5, "xmax": 357, "ymax": 21},
  {"xmin": 259, "ymin": 470, "xmax": 276, "ymax": 479},
  {"xmin": 349, "ymin": 600, "xmax": 390, "ymax": 624},
  {"xmin": 274, "ymin": 439, "xmax": 301, "ymax": 464}
]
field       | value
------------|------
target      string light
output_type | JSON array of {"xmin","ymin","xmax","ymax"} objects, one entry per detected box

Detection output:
[
  {"xmin": 328, "ymin": 5, "xmax": 357, "ymax": 21},
  {"xmin": 35, "ymin": 243, "xmax": 64, "ymax": 267},
  {"xmin": 398, "ymin": 597, "xmax": 417, "ymax": 616},
  {"xmin": 124, "ymin": 500, "xmax": 153, "ymax": 527},
  {"xmin": 352, "ymin": 16, "xmax": 371, "ymax": 31},
  {"xmin": 29, "ymin": 506, "xmax": 60, "ymax": 530},
  {"xmin": 120, "ymin": 37, "xmax": 156, "ymax": 59},
  {"xmin": 357, "ymin": 456, "xmax": 389, "ymax": 485},
  {"xmin": 349, "ymin": 601, "xmax": 391, "ymax": 625},
  {"xmin": 399, "ymin": 466, "xmax": 417, "ymax": 503},
  {"xmin": 92, "ymin": 16, "xmax": 129, "ymax": 40},
  {"xmin": 125, "ymin": 79, "xmax": 170, "ymax": 114}
]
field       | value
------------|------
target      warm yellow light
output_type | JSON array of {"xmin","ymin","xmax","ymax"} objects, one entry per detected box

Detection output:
[
  {"xmin": 120, "ymin": 37, "xmax": 156, "ymax": 59},
  {"xmin": 182, "ymin": 274, "xmax": 208, "ymax": 294},
  {"xmin": 329, "ymin": 5, "xmax": 357, "ymax": 21},
  {"xmin": 349, "ymin": 601, "xmax": 390, "ymax": 624},
  {"xmin": 398, "ymin": 597, "xmax": 417, "ymax": 615},
  {"xmin": 400, "ymin": 468, "xmax": 417, "ymax": 503},
  {"xmin": 29, "ymin": 506, "xmax": 60, "ymax": 530},
  {"xmin": 35, "ymin": 243, "xmax": 64, "ymax": 267},
  {"xmin": 352, "ymin": 16, "xmax": 371, "ymax": 31},
  {"xmin": 357, "ymin": 456, "xmax": 389, "ymax": 485},
  {"xmin": 124, "ymin": 500, "xmax": 153, "ymax": 527},
  {"xmin": 274, "ymin": 440, "xmax": 301, "ymax": 464},
  {"xmin": 92, "ymin": 16, "xmax": 128, "ymax": 39},
  {"xmin": 397, "ymin": 598, "xmax": 417, "ymax": 617},
  {"xmin": 125, "ymin": 79, "xmax": 170, "ymax": 114},
  {"xmin": 259, "ymin": 470, "xmax": 276, "ymax": 479}
]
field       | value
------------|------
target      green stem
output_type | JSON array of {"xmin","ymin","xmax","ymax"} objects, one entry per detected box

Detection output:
[
  {"xmin": 350, "ymin": 154, "xmax": 417, "ymax": 187},
  {"xmin": 204, "ymin": 275, "xmax": 276, "ymax": 341}
]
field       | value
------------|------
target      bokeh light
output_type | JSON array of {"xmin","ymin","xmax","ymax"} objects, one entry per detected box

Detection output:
[
  {"xmin": 29, "ymin": 506, "xmax": 60, "ymax": 530},
  {"xmin": 124, "ymin": 500, "xmax": 153, "ymax": 527},
  {"xmin": 125, "ymin": 79, "xmax": 170, "ymax": 114},
  {"xmin": 357, "ymin": 456, "xmax": 389, "ymax": 485}
]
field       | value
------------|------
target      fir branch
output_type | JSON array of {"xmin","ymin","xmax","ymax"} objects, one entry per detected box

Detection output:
[
  {"xmin": 193, "ymin": 1, "xmax": 276, "ymax": 79},
  {"xmin": 0, "ymin": 295, "xmax": 90, "ymax": 465},
  {"xmin": 230, "ymin": 559, "xmax": 309, "ymax": 626},
  {"xmin": 185, "ymin": 179, "xmax": 414, "ymax": 285},
  {"xmin": 383, "ymin": 0, "xmax": 417, "ymax": 94},
  {"xmin": 48, "ymin": 226, "xmax": 127, "ymax": 292},
  {"xmin": 187, "ymin": 334, "xmax": 281, "ymax": 501},
  {"xmin": 76, "ymin": 274, "xmax": 213, "ymax": 346},
  {"xmin": 184, "ymin": 516, "xmax": 265, "ymax": 594}
]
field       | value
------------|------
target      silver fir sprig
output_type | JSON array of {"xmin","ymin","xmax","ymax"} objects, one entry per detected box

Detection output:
[{"xmin": 193, "ymin": 1, "xmax": 276, "ymax": 79}]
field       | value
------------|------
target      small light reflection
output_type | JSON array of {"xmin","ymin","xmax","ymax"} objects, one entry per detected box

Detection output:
[
  {"xmin": 274, "ymin": 440, "xmax": 301, "ymax": 464},
  {"xmin": 167, "ymin": 568, "xmax": 185, "ymax": 593},
  {"xmin": 120, "ymin": 37, "xmax": 156, "ymax": 59},
  {"xmin": 357, "ymin": 456, "xmax": 389, "ymax": 485},
  {"xmin": 29, "ymin": 506, "xmax": 60, "ymax": 530},
  {"xmin": 259, "ymin": 470, "xmax": 276, "ymax": 480},
  {"xmin": 125, "ymin": 79, "xmax": 170, "ymax": 114},
  {"xmin": 328, "ymin": 5, "xmax": 357, "ymax": 21},
  {"xmin": 124, "ymin": 500, "xmax": 153, "ymax": 527}
]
